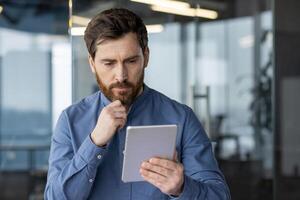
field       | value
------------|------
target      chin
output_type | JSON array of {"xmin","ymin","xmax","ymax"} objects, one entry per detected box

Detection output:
[
  {"xmin": 114, "ymin": 91, "xmax": 129, "ymax": 97},
  {"xmin": 112, "ymin": 92, "xmax": 127, "ymax": 99}
]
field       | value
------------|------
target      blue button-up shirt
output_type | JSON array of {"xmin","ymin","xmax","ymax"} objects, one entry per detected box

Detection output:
[{"xmin": 45, "ymin": 85, "xmax": 230, "ymax": 200}]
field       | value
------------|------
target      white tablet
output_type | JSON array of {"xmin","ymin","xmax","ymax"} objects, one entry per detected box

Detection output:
[{"xmin": 121, "ymin": 124, "xmax": 177, "ymax": 182}]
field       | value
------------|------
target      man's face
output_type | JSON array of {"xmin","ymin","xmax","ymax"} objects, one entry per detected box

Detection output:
[{"xmin": 89, "ymin": 32, "xmax": 149, "ymax": 107}]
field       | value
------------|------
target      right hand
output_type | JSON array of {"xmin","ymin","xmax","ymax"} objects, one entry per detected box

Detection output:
[{"xmin": 91, "ymin": 100, "xmax": 127, "ymax": 147}]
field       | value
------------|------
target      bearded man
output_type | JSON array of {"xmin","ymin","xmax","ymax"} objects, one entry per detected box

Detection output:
[{"xmin": 45, "ymin": 8, "xmax": 230, "ymax": 200}]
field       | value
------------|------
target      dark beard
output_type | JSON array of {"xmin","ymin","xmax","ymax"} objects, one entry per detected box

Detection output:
[{"xmin": 95, "ymin": 71, "xmax": 144, "ymax": 107}]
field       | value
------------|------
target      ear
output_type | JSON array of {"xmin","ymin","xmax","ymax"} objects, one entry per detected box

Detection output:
[
  {"xmin": 143, "ymin": 47, "xmax": 150, "ymax": 69},
  {"xmin": 88, "ymin": 55, "xmax": 96, "ymax": 74}
]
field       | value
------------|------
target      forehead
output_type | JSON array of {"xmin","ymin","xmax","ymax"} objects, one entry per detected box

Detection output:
[{"xmin": 95, "ymin": 32, "xmax": 142, "ymax": 59}]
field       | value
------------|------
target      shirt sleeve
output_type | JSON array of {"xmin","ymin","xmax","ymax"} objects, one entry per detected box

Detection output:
[
  {"xmin": 44, "ymin": 111, "xmax": 107, "ymax": 200},
  {"xmin": 172, "ymin": 107, "xmax": 231, "ymax": 200}
]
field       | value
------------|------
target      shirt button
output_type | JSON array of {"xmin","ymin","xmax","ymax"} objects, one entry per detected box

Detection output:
[
  {"xmin": 89, "ymin": 179, "xmax": 93, "ymax": 183},
  {"xmin": 97, "ymin": 154, "xmax": 102, "ymax": 159}
]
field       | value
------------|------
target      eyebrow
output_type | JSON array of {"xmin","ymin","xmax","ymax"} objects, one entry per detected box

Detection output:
[
  {"xmin": 100, "ymin": 59, "xmax": 115, "ymax": 63},
  {"xmin": 124, "ymin": 55, "xmax": 140, "ymax": 62},
  {"xmin": 100, "ymin": 55, "xmax": 140, "ymax": 63}
]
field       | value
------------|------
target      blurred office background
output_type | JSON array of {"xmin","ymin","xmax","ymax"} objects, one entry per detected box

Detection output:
[{"xmin": 0, "ymin": 0, "xmax": 299, "ymax": 199}]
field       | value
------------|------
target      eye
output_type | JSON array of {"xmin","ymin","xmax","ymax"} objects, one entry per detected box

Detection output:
[
  {"xmin": 128, "ymin": 59, "xmax": 137, "ymax": 64},
  {"xmin": 104, "ymin": 62, "xmax": 114, "ymax": 67}
]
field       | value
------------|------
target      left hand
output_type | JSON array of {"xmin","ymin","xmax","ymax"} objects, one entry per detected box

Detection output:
[{"xmin": 139, "ymin": 157, "xmax": 184, "ymax": 196}]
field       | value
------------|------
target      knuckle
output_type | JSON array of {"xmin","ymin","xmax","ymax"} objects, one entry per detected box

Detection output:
[{"xmin": 115, "ymin": 100, "xmax": 121, "ymax": 105}]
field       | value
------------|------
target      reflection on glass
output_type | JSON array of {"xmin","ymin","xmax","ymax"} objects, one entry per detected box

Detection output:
[
  {"xmin": 0, "ymin": 1, "xmax": 69, "ymax": 199},
  {"xmin": 0, "ymin": 28, "xmax": 70, "ymax": 170}
]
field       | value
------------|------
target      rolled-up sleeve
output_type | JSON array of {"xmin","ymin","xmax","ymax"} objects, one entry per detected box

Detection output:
[{"xmin": 44, "ymin": 111, "xmax": 106, "ymax": 200}]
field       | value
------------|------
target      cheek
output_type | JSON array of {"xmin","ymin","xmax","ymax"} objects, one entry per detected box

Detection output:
[
  {"xmin": 128, "ymin": 68, "xmax": 143, "ymax": 82},
  {"xmin": 95, "ymin": 69, "xmax": 114, "ymax": 83}
]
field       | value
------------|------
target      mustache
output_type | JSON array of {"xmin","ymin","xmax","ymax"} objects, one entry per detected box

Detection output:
[{"xmin": 109, "ymin": 82, "xmax": 134, "ymax": 89}]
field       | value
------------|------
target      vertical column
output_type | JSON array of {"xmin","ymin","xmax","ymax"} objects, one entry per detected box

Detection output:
[{"xmin": 274, "ymin": 0, "xmax": 300, "ymax": 199}]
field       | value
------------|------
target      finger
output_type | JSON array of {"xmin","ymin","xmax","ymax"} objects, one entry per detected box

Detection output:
[
  {"xmin": 115, "ymin": 118, "xmax": 126, "ymax": 129},
  {"xmin": 141, "ymin": 162, "xmax": 172, "ymax": 177},
  {"xmin": 110, "ymin": 101, "xmax": 127, "ymax": 110},
  {"xmin": 149, "ymin": 158, "xmax": 178, "ymax": 170},
  {"xmin": 115, "ymin": 117, "xmax": 126, "ymax": 125},
  {"xmin": 140, "ymin": 168, "xmax": 167, "ymax": 183},
  {"xmin": 140, "ymin": 172, "xmax": 162, "ymax": 189},
  {"xmin": 173, "ymin": 151, "xmax": 178, "ymax": 162},
  {"xmin": 113, "ymin": 111, "xmax": 127, "ymax": 119},
  {"xmin": 110, "ymin": 100, "xmax": 122, "ymax": 106},
  {"xmin": 112, "ymin": 106, "xmax": 127, "ymax": 112}
]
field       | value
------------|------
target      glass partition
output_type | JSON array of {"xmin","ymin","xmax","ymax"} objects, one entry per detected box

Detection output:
[{"xmin": 0, "ymin": 1, "xmax": 69, "ymax": 199}]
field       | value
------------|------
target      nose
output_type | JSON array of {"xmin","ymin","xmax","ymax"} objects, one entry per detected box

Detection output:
[{"xmin": 115, "ymin": 63, "xmax": 128, "ymax": 83}]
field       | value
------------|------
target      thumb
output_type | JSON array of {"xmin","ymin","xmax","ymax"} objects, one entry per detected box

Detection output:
[{"xmin": 173, "ymin": 150, "xmax": 179, "ymax": 162}]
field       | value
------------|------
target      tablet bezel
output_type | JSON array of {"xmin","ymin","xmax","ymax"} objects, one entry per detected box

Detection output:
[{"xmin": 121, "ymin": 124, "xmax": 177, "ymax": 182}]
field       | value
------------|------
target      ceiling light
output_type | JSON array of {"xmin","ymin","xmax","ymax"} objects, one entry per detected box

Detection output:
[
  {"xmin": 70, "ymin": 27, "xmax": 86, "ymax": 36},
  {"xmin": 130, "ymin": 0, "xmax": 217, "ymax": 19},
  {"xmin": 131, "ymin": 0, "xmax": 190, "ymax": 10},
  {"xmin": 0, "ymin": 5, "xmax": 3, "ymax": 14},
  {"xmin": 146, "ymin": 24, "xmax": 164, "ymax": 33},
  {"xmin": 72, "ymin": 15, "xmax": 91, "ymax": 26},
  {"xmin": 151, "ymin": 5, "xmax": 218, "ymax": 19}
]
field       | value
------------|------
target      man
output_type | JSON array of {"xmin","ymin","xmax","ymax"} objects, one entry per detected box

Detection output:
[{"xmin": 45, "ymin": 8, "xmax": 230, "ymax": 200}]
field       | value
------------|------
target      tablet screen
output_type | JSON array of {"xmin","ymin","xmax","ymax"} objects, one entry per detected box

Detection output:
[{"xmin": 121, "ymin": 124, "xmax": 177, "ymax": 182}]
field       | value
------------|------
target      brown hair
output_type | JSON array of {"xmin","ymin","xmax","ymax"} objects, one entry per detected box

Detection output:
[{"xmin": 84, "ymin": 8, "xmax": 148, "ymax": 59}]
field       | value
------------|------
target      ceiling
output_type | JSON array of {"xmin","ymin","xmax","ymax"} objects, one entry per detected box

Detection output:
[
  {"xmin": 0, "ymin": 0, "xmax": 271, "ymax": 34},
  {"xmin": 0, "ymin": 0, "xmax": 68, "ymax": 34},
  {"xmin": 73, "ymin": 0, "xmax": 271, "ymax": 22}
]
